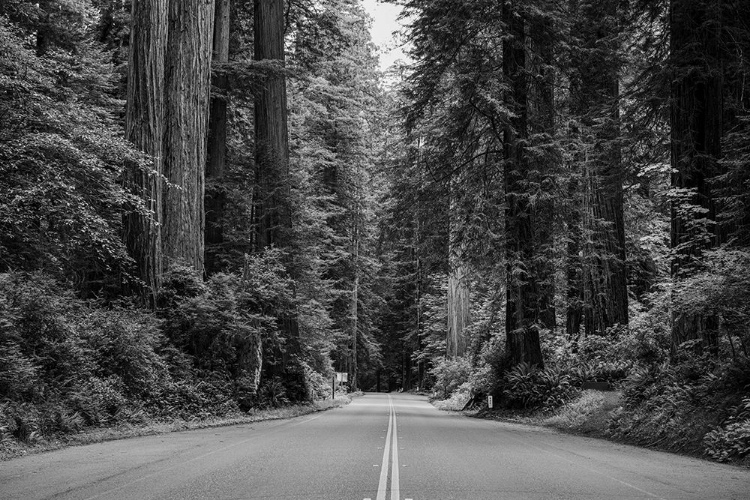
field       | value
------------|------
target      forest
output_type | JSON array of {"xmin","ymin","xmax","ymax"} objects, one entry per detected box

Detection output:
[{"xmin": 1, "ymin": 0, "xmax": 749, "ymax": 464}]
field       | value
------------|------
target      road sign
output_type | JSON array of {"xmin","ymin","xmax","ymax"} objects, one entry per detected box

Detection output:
[
  {"xmin": 336, "ymin": 372, "xmax": 348, "ymax": 382},
  {"xmin": 488, "ymin": 395, "xmax": 494, "ymax": 409}
]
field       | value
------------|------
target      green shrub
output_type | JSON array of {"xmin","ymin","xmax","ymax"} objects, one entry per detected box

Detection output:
[
  {"xmin": 610, "ymin": 357, "xmax": 750, "ymax": 459},
  {"xmin": 430, "ymin": 357, "xmax": 472, "ymax": 399},
  {"xmin": 257, "ymin": 377, "xmax": 290, "ymax": 408},
  {"xmin": 704, "ymin": 397, "xmax": 750, "ymax": 462},
  {"xmin": 545, "ymin": 390, "xmax": 606, "ymax": 428},
  {"xmin": 502, "ymin": 362, "xmax": 577, "ymax": 410},
  {"xmin": 471, "ymin": 334, "xmax": 505, "ymax": 394},
  {"xmin": 69, "ymin": 376, "xmax": 129, "ymax": 426},
  {"xmin": 304, "ymin": 363, "xmax": 332, "ymax": 401},
  {"xmin": 433, "ymin": 382, "xmax": 472, "ymax": 411},
  {"xmin": 0, "ymin": 264, "xmax": 327, "ymax": 453},
  {"xmin": 158, "ymin": 256, "xmax": 308, "ymax": 403},
  {"xmin": 80, "ymin": 308, "xmax": 170, "ymax": 399},
  {"xmin": 0, "ymin": 272, "xmax": 181, "ymax": 443}
]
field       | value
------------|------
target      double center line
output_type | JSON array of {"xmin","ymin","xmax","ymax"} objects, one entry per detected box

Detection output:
[{"xmin": 376, "ymin": 395, "xmax": 400, "ymax": 500}]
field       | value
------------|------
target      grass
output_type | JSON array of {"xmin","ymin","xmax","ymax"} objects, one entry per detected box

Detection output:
[
  {"xmin": 464, "ymin": 389, "xmax": 624, "ymax": 438},
  {"xmin": 1, "ymin": 395, "xmax": 351, "ymax": 461},
  {"xmin": 544, "ymin": 390, "xmax": 622, "ymax": 436},
  {"xmin": 432, "ymin": 389, "xmax": 471, "ymax": 411},
  {"xmin": 453, "ymin": 389, "xmax": 623, "ymax": 435}
]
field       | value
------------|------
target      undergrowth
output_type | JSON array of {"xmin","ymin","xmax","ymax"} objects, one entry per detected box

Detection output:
[
  {"xmin": 430, "ymin": 319, "xmax": 750, "ymax": 465},
  {"xmin": 544, "ymin": 390, "xmax": 607, "ymax": 429},
  {"xmin": 0, "ymin": 270, "xmax": 341, "ymax": 459}
]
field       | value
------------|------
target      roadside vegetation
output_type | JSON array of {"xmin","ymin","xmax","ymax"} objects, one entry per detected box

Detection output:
[
  {"xmin": 0, "ymin": 270, "xmax": 347, "ymax": 460},
  {"xmin": 428, "ymin": 302, "xmax": 750, "ymax": 466}
]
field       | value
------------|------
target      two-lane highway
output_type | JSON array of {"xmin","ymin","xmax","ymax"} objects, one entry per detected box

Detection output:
[{"xmin": 1, "ymin": 393, "xmax": 749, "ymax": 499}]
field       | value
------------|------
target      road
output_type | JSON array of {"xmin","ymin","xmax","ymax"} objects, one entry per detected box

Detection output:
[{"xmin": 1, "ymin": 393, "xmax": 749, "ymax": 499}]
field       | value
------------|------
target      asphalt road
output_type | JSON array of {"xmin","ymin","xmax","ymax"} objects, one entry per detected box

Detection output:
[{"xmin": 1, "ymin": 393, "xmax": 749, "ymax": 499}]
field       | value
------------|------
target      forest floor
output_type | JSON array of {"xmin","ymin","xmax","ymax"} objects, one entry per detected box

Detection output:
[{"xmin": 1, "ymin": 395, "xmax": 352, "ymax": 461}]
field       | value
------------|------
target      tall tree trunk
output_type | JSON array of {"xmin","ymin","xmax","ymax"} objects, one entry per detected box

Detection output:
[
  {"xmin": 566, "ymin": 0, "xmax": 585, "ymax": 340},
  {"xmin": 565, "ymin": 183, "xmax": 584, "ymax": 339},
  {"xmin": 123, "ymin": 0, "xmax": 167, "ymax": 306},
  {"xmin": 351, "ymin": 235, "xmax": 359, "ymax": 391},
  {"xmin": 447, "ymin": 174, "xmax": 470, "ymax": 358},
  {"xmin": 350, "ymin": 175, "xmax": 361, "ymax": 390},
  {"xmin": 530, "ymin": 11, "xmax": 557, "ymax": 332},
  {"xmin": 241, "ymin": 254, "xmax": 263, "ymax": 395},
  {"xmin": 670, "ymin": 0, "xmax": 725, "ymax": 354},
  {"xmin": 254, "ymin": 0, "xmax": 292, "ymax": 249},
  {"xmin": 446, "ymin": 267, "xmax": 470, "ymax": 358},
  {"xmin": 503, "ymin": 1, "xmax": 544, "ymax": 368},
  {"xmin": 205, "ymin": 0, "xmax": 231, "ymax": 275},
  {"xmin": 163, "ymin": 0, "xmax": 215, "ymax": 275},
  {"xmin": 568, "ymin": 0, "xmax": 628, "ymax": 336},
  {"xmin": 254, "ymin": 0, "xmax": 307, "ymax": 401},
  {"xmin": 35, "ymin": 0, "xmax": 53, "ymax": 56}
]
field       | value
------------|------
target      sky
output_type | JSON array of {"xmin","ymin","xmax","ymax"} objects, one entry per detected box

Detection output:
[{"xmin": 361, "ymin": 0, "xmax": 409, "ymax": 70}]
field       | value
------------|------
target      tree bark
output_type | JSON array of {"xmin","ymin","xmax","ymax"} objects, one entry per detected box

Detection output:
[
  {"xmin": 530, "ymin": 12, "xmax": 557, "ymax": 332},
  {"xmin": 163, "ymin": 0, "xmax": 215, "ymax": 275},
  {"xmin": 254, "ymin": 0, "xmax": 307, "ymax": 401},
  {"xmin": 123, "ymin": 0, "xmax": 167, "ymax": 306},
  {"xmin": 254, "ymin": 0, "xmax": 292, "ymax": 249},
  {"xmin": 568, "ymin": 0, "xmax": 628, "ymax": 336},
  {"xmin": 503, "ymin": 1, "xmax": 544, "ymax": 368},
  {"xmin": 447, "ymin": 174, "xmax": 470, "ymax": 358},
  {"xmin": 670, "ymin": 0, "xmax": 725, "ymax": 354},
  {"xmin": 205, "ymin": 0, "xmax": 231, "ymax": 275},
  {"xmin": 447, "ymin": 267, "xmax": 470, "ymax": 358},
  {"xmin": 351, "ymin": 235, "xmax": 359, "ymax": 390}
]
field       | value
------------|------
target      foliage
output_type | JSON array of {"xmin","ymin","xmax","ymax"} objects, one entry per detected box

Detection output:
[
  {"xmin": 432, "ymin": 382, "xmax": 472, "ymax": 411},
  {"xmin": 430, "ymin": 356, "xmax": 472, "ymax": 400},
  {"xmin": 256, "ymin": 377, "xmax": 290, "ymax": 409},
  {"xmin": 285, "ymin": 0, "xmax": 387, "ymax": 389},
  {"xmin": 501, "ymin": 362, "xmax": 578, "ymax": 411},
  {"xmin": 158, "ymin": 251, "xmax": 301, "ymax": 407},
  {"xmin": 544, "ymin": 390, "xmax": 607, "ymax": 429},
  {"xmin": 704, "ymin": 397, "xmax": 750, "ymax": 462},
  {"xmin": 0, "ymin": 17, "xmax": 140, "ymax": 295},
  {"xmin": 412, "ymin": 275, "xmax": 448, "ymax": 368},
  {"xmin": 671, "ymin": 249, "xmax": 750, "ymax": 357},
  {"xmin": 609, "ymin": 356, "xmax": 750, "ymax": 458},
  {"xmin": 0, "ymin": 262, "xmax": 316, "ymax": 450},
  {"xmin": 0, "ymin": 272, "xmax": 173, "ymax": 441}
]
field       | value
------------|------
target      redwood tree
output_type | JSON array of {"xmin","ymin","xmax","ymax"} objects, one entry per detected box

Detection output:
[
  {"xmin": 669, "ymin": 0, "xmax": 725, "ymax": 353},
  {"xmin": 205, "ymin": 0, "xmax": 231, "ymax": 275},
  {"xmin": 567, "ymin": 0, "xmax": 628, "ymax": 336},
  {"xmin": 254, "ymin": 0, "xmax": 306, "ymax": 401},
  {"xmin": 503, "ymin": 0, "xmax": 544, "ymax": 368},
  {"xmin": 254, "ymin": 0, "xmax": 292, "ymax": 249},
  {"xmin": 163, "ymin": 0, "xmax": 215, "ymax": 275},
  {"xmin": 123, "ymin": 0, "xmax": 167, "ymax": 304}
]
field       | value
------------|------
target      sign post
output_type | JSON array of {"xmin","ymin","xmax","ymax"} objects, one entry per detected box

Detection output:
[{"xmin": 488, "ymin": 395, "xmax": 494, "ymax": 409}]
